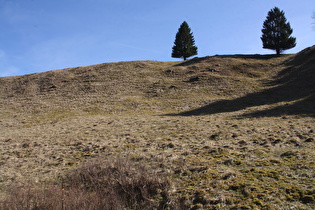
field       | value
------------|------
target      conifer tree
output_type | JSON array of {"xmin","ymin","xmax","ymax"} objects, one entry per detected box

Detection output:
[
  {"xmin": 172, "ymin": 21, "xmax": 198, "ymax": 60},
  {"xmin": 261, "ymin": 7, "xmax": 296, "ymax": 55}
]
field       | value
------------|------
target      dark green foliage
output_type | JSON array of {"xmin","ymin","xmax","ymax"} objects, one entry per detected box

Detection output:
[
  {"xmin": 261, "ymin": 7, "xmax": 296, "ymax": 55},
  {"xmin": 172, "ymin": 21, "xmax": 198, "ymax": 60}
]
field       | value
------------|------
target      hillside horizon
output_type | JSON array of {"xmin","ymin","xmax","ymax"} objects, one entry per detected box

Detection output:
[
  {"xmin": 0, "ymin": 52, "xmax": 299, "ymax": 79},
  {"xmin": 1, "ymin": 45, "xmax": 314, "ymax": 117},
  {"xmin": 0, "ymin": 45, "xmax": 314, "ymax": 209}
]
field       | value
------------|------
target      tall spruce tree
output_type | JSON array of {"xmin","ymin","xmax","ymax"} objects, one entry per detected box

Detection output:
[
  {"xmin": 172, "ymin": 21, "xmax": 198, "ymax": 60},
  {"xmin": 261, "ymin": 7, "xmax": 296, "ymax": 55}
]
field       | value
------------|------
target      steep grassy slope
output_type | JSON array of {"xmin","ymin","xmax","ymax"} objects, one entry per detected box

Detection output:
[
  {"xmin": 0, "ymin": 53, "xmax": 293, "ymax": 116},
  {"xmin": 0, "ymin": 47, "xmax": 314, "ymax": 209}
]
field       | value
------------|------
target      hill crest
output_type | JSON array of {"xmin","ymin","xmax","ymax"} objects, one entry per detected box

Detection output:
[{"xmin": 0, "ymin": 46, "xmax": 314, "ymax": 117}]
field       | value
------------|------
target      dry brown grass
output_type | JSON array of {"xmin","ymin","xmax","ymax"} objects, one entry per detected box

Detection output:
[
  {"xmin": 1, "ymin": 156, "xmax": 175, "ymax": 210},
  {"xmin": 0, "ymin": 46, "xmax": 314, "ymax": 209}
]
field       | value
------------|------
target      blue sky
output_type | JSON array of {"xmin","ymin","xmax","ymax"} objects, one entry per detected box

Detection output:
[{"xmin": 1, "ymin": 0, "xmax": 314, "ymax": 77}]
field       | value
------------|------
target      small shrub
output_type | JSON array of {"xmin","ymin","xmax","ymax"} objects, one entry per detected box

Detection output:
[{"xmin": 1, "ymin": 156, "xmax": 175, "ymax": 210}]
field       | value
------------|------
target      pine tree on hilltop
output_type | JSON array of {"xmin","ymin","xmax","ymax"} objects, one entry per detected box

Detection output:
[
  {"xmin": 172, "ymin": 21, "xmax": 198, "ymax": 60},
  {"xmin": 261, "ymin": 7, "xmax": 296, "ymax": 55}
]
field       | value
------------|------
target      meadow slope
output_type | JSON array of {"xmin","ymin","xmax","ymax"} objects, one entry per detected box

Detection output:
[{"xmin": 0, "ymin": 46, "xmax": 314, "ymax": 209}]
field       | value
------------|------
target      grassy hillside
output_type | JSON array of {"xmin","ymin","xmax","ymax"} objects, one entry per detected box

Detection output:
[{"xmin": 0, "ymin": 46, "xmax": 314, "ymax": 209}]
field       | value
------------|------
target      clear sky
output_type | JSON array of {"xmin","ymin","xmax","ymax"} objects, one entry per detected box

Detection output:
[{"xmin": 1, "ymin": 0, "xmax": 314, "ymax": 77}]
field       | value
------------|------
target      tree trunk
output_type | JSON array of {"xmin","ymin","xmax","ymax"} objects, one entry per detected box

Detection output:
[{"xmin": 276, "ymin": 48, "xmax": 280, "ymax": 55}]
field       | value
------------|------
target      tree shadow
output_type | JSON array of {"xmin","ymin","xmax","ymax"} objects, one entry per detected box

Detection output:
[{"xmin": 169, "ymin": 46, "xmax": 315, "ymax": 117}]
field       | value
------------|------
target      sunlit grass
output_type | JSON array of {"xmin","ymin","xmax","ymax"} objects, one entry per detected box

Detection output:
[{"xmin": 0, "ymin": 50, "xmax": 314, "ymax": 209}]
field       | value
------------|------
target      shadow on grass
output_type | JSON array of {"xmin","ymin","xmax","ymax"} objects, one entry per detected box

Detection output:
[{"xmin": 168, "ymin": 46, "xmax": 315, "ymax": 117}]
